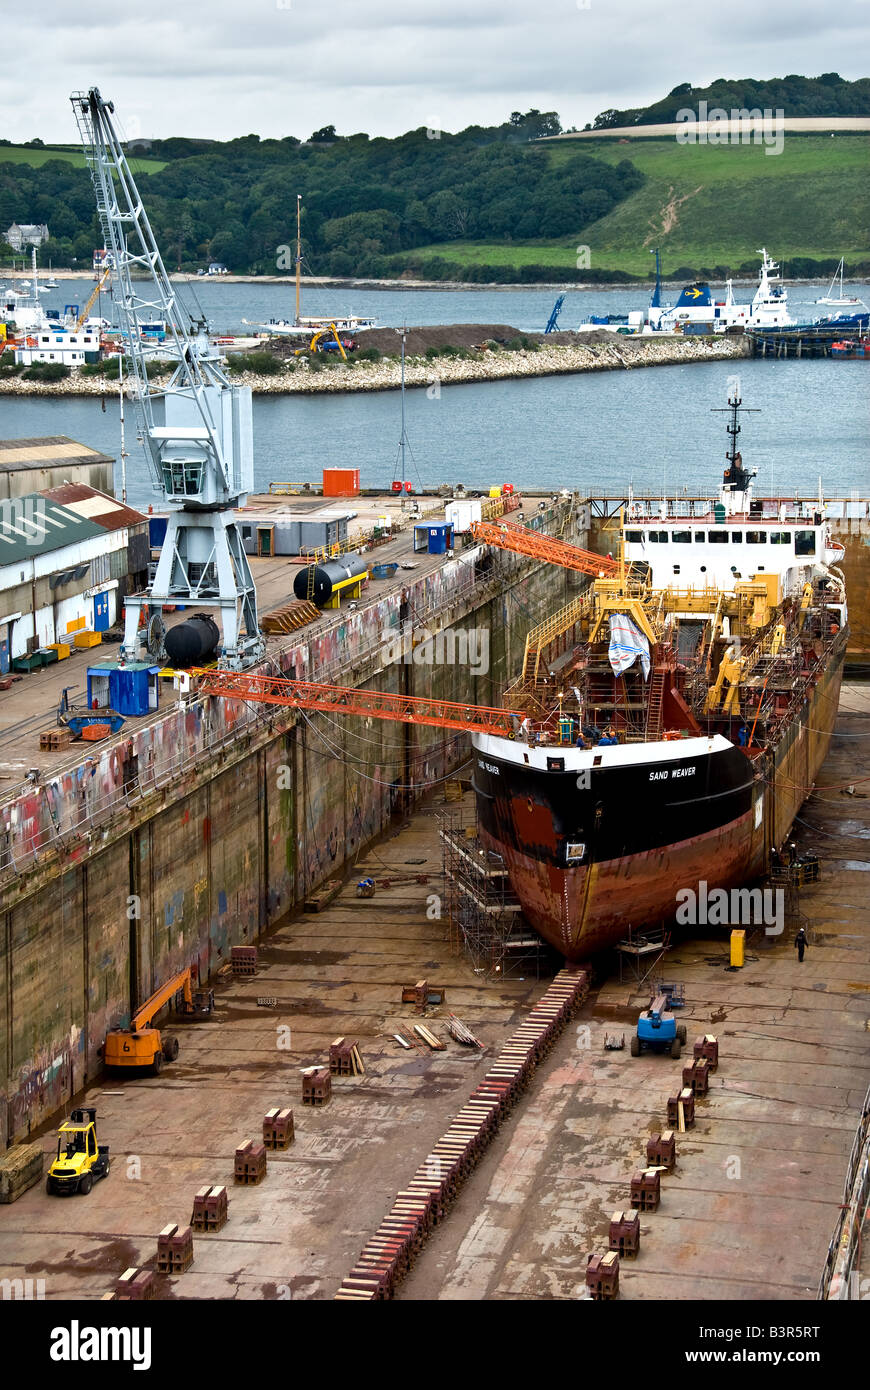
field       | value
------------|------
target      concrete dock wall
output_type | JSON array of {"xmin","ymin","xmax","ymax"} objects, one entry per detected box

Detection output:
[{"xmin": 0, "ymin": 537, "xmax": 571, "ymax": 1146}]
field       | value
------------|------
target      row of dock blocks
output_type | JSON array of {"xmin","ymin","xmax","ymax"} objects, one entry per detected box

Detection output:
[
  {"xmin": 109, "ymin": 1221, "xmax": 197, "ymax": 1299},
  {"xmin": 235, "ymin": 1106, "xmax": 297, "ymax": 1185},
  {"xmin": 586, "ymin": 1035, "xmax": 719, "ymax": 1300},
  {"xmin": 108, "ymin": 1106, "xmax": 298, "ymax": 1298},
  {"xmin": 334, "ymin": 968, "xmax": 589, "ymax": 1300}
]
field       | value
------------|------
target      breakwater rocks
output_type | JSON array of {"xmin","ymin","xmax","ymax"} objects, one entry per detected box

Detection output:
[{"xmin": 0, "ymin": 334, "xmax": 749, "ymax": 398}]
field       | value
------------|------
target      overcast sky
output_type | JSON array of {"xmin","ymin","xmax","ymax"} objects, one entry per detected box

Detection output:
[{"xmin": 3, "ymin": 0, "xmax": 869, "ymax": 144}]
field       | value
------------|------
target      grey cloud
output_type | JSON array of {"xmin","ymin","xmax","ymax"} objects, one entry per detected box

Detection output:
[{"xmin": 2, "ymin": 0, "xmax": 867, "ymax": 142}]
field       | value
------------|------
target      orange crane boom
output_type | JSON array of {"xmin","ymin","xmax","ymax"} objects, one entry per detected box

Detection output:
[
  {"xmin": 104, "ymin": 967, "xmax": 194, "ymax": 1073},
  {"xmin": 131, "ymin": 967, "xmax": 192, "ymax": 1032},
  {"xmin": 194, "ymin": 669, "xmax": 520, "ymax": 737},
  {"xmin": 470, "ymin": 519, "xmax": 619, "ymax": 578}
]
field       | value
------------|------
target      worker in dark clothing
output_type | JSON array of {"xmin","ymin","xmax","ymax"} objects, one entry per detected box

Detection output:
[{"xmin": 794, "ymin": 926, "xmax": 808, "ymax": 963}]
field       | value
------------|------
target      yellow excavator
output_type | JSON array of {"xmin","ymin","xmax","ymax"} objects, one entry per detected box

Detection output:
[
  {"xmin": 104, "ymin": 967, "xmax": 213, "ymax": 1074},
  {"xmin": 293, "ymin": 322, "xmax": 352, "ymax": 360}
]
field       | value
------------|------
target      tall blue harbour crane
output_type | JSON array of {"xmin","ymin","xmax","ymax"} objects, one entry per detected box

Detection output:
[
  {"xmin": 650, "ymin": 248, "xmax": 663, "ymax": 309},
  {"xmin": 71, "ymin": 88, "xmax": 264, "ymax": 669},
  {"xmin": 544, "ymin": 294, "xmax": 566, "ymax": 334}
]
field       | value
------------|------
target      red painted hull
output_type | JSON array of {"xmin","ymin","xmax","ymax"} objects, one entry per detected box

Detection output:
[{"xmin": 480, "ymin": 808, "xmax": 762, "ymax": 958}]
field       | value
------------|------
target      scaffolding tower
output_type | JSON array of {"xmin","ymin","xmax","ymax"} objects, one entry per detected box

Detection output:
[
  {"xmin": 439, "ymin": 804, "xmax": 555, "ymax": 979},
  {"xmin": 614, "ymin": 925, "xmax": 672, "ymax": 987}
]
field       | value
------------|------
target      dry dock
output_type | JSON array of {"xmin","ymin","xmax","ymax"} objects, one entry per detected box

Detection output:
[{"xmin": 0, "ymin": 684, "xmax": 866, "ymax": 1301}]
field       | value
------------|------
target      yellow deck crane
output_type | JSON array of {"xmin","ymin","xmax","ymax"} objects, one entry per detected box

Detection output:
[{"xmin": 75, "ymin": 265, "xmax": 112, "ymax": 330}]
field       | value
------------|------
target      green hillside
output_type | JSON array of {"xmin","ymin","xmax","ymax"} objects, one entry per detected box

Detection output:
[
  {"xmin": 0, "ymin": 143, "xmax": 165, "ymax": 171},
  {"xmin": 398, "ymin": 135, "xmax": 870, "ymax": 279},
  {"xmin": 2, "ymin": 108, "xmax": 867, "ymax": 282}
]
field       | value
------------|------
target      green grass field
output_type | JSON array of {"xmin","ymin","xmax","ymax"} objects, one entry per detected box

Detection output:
[
  {"xmin": 398, "ymin": 135, "xmax": 870, "ymax": 278},
  {"xmin": 0, "ymin": 144, "xmax": 166, "ymax": 171}
]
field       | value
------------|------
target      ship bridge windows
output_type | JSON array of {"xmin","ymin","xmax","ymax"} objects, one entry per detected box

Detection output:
[
  {"xmin": 694, "ymin": 530, "xmax": 706, "ymax": 542},
  {"xmin": 647, "ymin": 530, "xmax": 668, "ymax": 542},
  {"xmin": 746, "ymin": 531, "xmax": 766, "ymax": 544},
  {"xmin": 795, "ymin": 530, "xmax": 817, "ymax": 556},
  {"xmin": 770, "ymin": 531, "xmax": 791, "ymax": 545},
  {"xmin": 625, "ymin": 529, "xmax": 643, "ymax": 543},
  {"xmin": 672, "ymin": 530, "xmax": 691, "ymax": 543},
  {"xmin": 731, "ymin": 531, "xmax": 743, "ymax": 543},
  {"xmin": 708, "ymin": 530, "xmax": 728, "ymax": 543}
]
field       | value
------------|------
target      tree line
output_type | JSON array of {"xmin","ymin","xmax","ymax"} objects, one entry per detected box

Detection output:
[
  {"xmin": 592, "ymin": 72, "xmax": 870, "ymax": 129},
  {"xmin": 0, "ymin": 109, "xmax": 642, "ymax": 278}
]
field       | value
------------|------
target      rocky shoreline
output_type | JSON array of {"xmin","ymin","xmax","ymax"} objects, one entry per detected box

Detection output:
[{"xmin": 0, "ymin": 334, "xmax": 750, "ymax": 397}]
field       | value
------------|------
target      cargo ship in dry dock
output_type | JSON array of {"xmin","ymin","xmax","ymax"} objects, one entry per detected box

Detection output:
[{"xmin": 471, "ymin": 396, "xmax": 848, "ymax": 958}]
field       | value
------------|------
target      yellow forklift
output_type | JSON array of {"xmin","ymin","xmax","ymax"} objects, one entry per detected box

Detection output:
[{"xmin": 46, "ymin": 1108, "xmax": 110, "ymax": 1196}]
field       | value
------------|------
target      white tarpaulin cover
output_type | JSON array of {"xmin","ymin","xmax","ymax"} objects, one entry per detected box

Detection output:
[{"xmin": 608, "ymin": 613, "xmax": 650, "ymax": 680}]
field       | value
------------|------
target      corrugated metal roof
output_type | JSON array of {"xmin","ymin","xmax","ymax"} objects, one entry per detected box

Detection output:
[
  {"xmin": 0, "ymin": 492, "xmax": 105, "ymax": 566},
  {"xmin": 41, "ymin": 484, "xmax": 147, "ymax": 532},
  {"xmin": 0, "ymin": 436, "xmax": 114, "ymax": 472}
]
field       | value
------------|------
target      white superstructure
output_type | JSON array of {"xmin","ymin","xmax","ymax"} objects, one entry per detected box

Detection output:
[{"xmin": 646, "ymin": 249, "xmax": 794, "ymax": 334}]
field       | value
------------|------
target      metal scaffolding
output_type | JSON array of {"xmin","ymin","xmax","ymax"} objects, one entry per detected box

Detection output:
[
  {"xmin": 614, "ymin": 925, "xmax": 672, "ymax": 986},
  {"xmin": 439, "ymin": 805, "xmax": 554, "ymax": 980}
]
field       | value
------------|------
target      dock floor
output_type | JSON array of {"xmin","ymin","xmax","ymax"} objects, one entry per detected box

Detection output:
[{"xmin": 0, "ymin": 686, "xmax": 867, "ymax": 1301}]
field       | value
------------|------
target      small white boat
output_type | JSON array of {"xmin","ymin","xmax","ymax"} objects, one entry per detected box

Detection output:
[{"xmin": 816, "ymin": 258, "xmax": 867, "ymax": 308}]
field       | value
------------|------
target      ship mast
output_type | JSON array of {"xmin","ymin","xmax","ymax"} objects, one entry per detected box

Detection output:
[
  {"xmin": 712, "ymin": 392, "xmax": 759, "ymax": 501},
  {"xmin": 295, "ymin": 194, "xmax": 302, "ymax": 325}
]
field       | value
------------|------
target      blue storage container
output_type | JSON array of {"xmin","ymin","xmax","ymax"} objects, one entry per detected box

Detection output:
[
  {"xmin": 426, "ymin": 523, "xmax": 454, "ymax": 555},
  {"xmin": 87, "ymin": 662, "xmax": 161, "ymax": 717}
]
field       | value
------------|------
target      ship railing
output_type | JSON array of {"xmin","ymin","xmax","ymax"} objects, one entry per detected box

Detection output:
[
  {"xmin": 818, "ymin": 1081, "xmax": 870, "ymax": 1299},
  {"xmin": 600, "ymin": 492, "xmax": 862, "ymax": 522}
]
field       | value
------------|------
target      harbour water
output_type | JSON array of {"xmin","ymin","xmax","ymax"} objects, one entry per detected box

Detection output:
[
  {"xmin": 2, "ymin": 281, "xmax": 867, "ymax": 505},
  {"xmin": 2, "ymin": 354, "xmax": 866, "ymax": 507},
  {"xmin": 17, "ymin": 275, "xmax": 856, "ymax": 338}
]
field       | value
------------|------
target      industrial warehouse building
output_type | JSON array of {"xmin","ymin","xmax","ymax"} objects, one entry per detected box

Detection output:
[
  {"xmin": 0, "ymin": 436, "xmax": 115, "ymax": 499},
  {"xmin": 0, "ymin": 438, "xmax": 149, "ymax": 671}
]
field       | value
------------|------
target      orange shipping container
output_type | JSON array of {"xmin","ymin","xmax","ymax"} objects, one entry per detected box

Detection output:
[{"xmin": 322, "ymin": 468, "xmax": 360, "ymax": 497}]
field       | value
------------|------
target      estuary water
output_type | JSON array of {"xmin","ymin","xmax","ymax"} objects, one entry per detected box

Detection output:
[{"xmin": 1, "ymin": 282, "xmax": 867, "ymax": 507}]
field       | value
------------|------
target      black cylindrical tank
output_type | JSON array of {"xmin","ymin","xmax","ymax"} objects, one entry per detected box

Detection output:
[
  {"xmin": 293, "ymin": 553, "xmax": 368, "ymax": 607},
  {"xmin": 164, "ymin": 613, "xmax": 221, "ymax": 667}
]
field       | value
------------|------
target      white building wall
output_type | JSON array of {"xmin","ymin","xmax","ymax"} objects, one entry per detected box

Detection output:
[
  {"xmin": 0, "ymin": 530, "xmax": 127, "ymax": 658},
  {"xmin": 14, "ymin": 329, "xmax": 99, "ymax": 366}
]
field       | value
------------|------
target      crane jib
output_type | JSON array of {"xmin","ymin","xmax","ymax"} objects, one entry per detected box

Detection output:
[{"xmin": 193, "ymin": 670, "xmax": 520, "ymax": 737}]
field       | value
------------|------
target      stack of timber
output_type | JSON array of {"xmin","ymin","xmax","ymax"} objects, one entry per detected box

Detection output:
[{"xmin": 0, "ymin": 1143, "xmax": 43, "ymax": 1204}]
